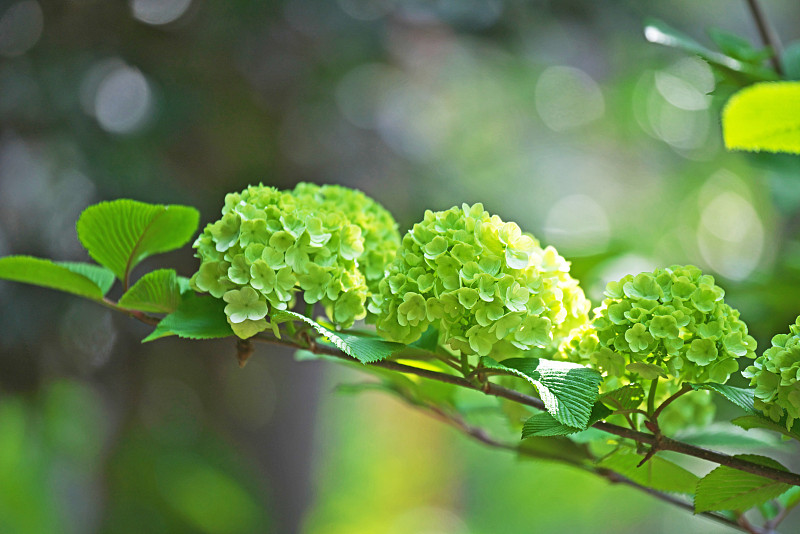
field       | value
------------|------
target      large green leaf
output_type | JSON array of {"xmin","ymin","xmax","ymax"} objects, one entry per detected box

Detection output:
[
  {"xmin": 0, "ymin": 255, "xmax": 105, "ymax": 301},
  {"xmin": 143, "ymin": 293, "xmax": 233, "ymax": 342},
  {"xmin": 479, "ymin": 357, "xmax": 602, "ymax": 429},
  {"xmin": 643, "ymin": 19, "xmax": 778, "ymax": 82},
  {"xmin": 522, "ymin": 402, "xmax": 612, "ymax": 438},
  {"xmin": 597, "ymin": 446, "xmax": 699, "ymax": 494},
  {"xmin": 689, "ymin": 383, "xmax": 756, "ymax": 413},
  {"xmin": 272, "ymin": 310, "xmax": 403, "ymax": 364},
  {"xmin": 76, "ymin": 199, "xmax": 200, "ymax": 283},
  {"xmin": 119, "ymin": 269, "xmax": 182, "ymax": 313},
  {"xmin": 56, "ymin": 262, "xmax": 115, "ymax": 295},
  {"xmin": 695, "ymin": 454, "xmax": 792, "ymax": 513},
  {"xmin": 722, "ymin": 82, "xmax": 800, "ymax": 154}
]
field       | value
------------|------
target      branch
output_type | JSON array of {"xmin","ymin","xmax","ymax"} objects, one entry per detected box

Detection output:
[
  {"xmin": 403, "ymin": 393, "xmax": 749, "ymax": 533},
  {"xmin": 251, "ymin": 333, "xmax": 800, "ymax": 487},
  {"xmin": 745, "ymin": 0, "xmax": 784, "ymax": 75}
]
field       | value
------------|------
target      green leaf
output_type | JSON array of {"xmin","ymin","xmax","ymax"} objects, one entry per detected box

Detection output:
[
  {"xmin": 675, "ymin": 424, "xmax": 784, "ymax": 449},
  {"xmin": 479, "ymin": 357, "xmax": 602, "ymax": 429},
  {"xmin": 522, "ymin": 413, "xmax": 581, "ymax": 437},
  {"xmin": 689, "ymin": 383, "xmax": 755, "ymax": 413},
  {"xmin": 600, "ymin": 384, "xmax": 646, "ymax": 412},
  {"xmin": 597, "ymin": 446, "xmax": 699, "ymax": 493},
  {"xmin": 143, "ymin": 293, "xmax": 233, "ymax": 342},
  {"xmin": 782, "ymin": 41, "xmax": 800, "ymax": 81},
  {"xmin": 626, "ymin": 362, "xmax": 667, "ymax": 380},
  {"xmin": 707, "ymin": 28, "xmax": 772, "ymax": 64},
  {"xmin": 76, "ymin": 199, "xmax": 200, "ymax": 283},
  {"xmin": 0, "ymin": 255, "xmax": 105, "ymax": 301},
  {"xmin": 643, "ymin": 18, "xmax": 778, "ymax": 82},
  {"xmin": 722, "ymin": 82, "xmax": 800, "ymax": 154},
  {"xmin": 695, "ymin": 454, "xmax": 792, "ymax": 513},
  {"xmin": 272, "ymin": 310, "xmax": 403, "ymax": 364},
  {"xmin": 731, "ymin": 415, "xmax": 800, "ymax": 442},
  {"xmin": 56, "ymin": 262, "xmax": 115, "ymax": 295},
  {"xmin": 118, "ymin": 269, "xmax": 182, "ymax": 313},
  {"xmin": 522, "ymin": 402, "xmax": 612, "ymax": 438}
]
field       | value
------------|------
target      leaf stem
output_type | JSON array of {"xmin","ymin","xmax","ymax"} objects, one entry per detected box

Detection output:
[
  {"xmin": 745, "ymin": 0, "xmax": 784, "ymax": 75},
  {"xmin": 652, "ymin": 383, "xmax": 692, "ymax": 422},
  {"xmin": 460, "ymin": 353, "xmax": 470, "ymax": 377},
  {"xmin": 647, "ymin": 378, "xmax": 659, "ymax": 416}
]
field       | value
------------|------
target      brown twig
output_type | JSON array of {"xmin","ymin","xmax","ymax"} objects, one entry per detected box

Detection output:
[{"xmin": 745, "ymin": 0, "xmax": 784, "ymax": 75}]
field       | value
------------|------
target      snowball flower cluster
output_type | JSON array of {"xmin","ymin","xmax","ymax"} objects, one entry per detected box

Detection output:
[
  {"xmin": 291, "ymin": 182, "xmax": 400, "ymax": 296},
  {"xmin": 561, "ymin": 265, "xmax": 756, "ymax": 384},
  {"xmin": 190, "ymin": 183, "xmax": 399, "ymax": 338},
  {"xmin": 372, "ymin": 203, "xmax": 590, "ymax": 357},
  {"xmin": 743, "ymin": 316, "xmax": 800, "ymax": 430}
]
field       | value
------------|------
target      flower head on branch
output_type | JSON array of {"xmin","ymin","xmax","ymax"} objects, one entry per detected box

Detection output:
[
  {"xmin": 744, "ymin": 316, "xmax": 800, "ymax": 430},
  {"xmin": 191, "ymin": 183, "xmax": 400, "ymax": 338},
  {"xmin": 560, "ymin": 265, "xmax": 756, "ymax": 385},
  {"xmin": 372, "ymin": 203, "xmax": 590, "ymax": 357}
]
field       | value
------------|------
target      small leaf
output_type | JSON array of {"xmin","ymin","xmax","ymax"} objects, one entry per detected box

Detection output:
[
  {"xmin": 707, "ymin": 28, "xmax": 772, "ymax": 64},
  {"xmin": 57, "ymin": 262, "xmax": 115, "ymax": 295},
  {"xmin": 479, "ymin": 357, "xmax": 602, "ymax": 429},
  {"xmin": 272, "ymin": 310, "xmax": 403, "ymax": 364},
  {"xmin": 600, "ymin": 384, "xmax": 646, "ymax": 412},
  {"xmin": 626, "ymin": 362, "xmax": 667, "ymax": 380},
  {"xmin": 732, "ymin": 415, "xmax": 800, "ymax": 442},
  {"xmin": 695, "ymin": 454, "xmax": 791, "ymax": 513},
  {"xmin": 143, "ymin": 293, "xmax": 233, "ymax": 342},
  {"xmin": 522, "ymin": 402, "xmax": 612, "ymax": 438},
  {"xmin": 119, "ymin": 269, "xmax": 182, "ymax": 313},
  {"xmin": 782, "ymin": 41, "xmax": 800, "ymax": 81},
  {"xmin": 0, "ymin": 255, "xmax": 105, "ymax": 301},
  {"xmin": 722, "ymin": 82, "xmax": 800, "ymax": 154},
  {"xmin": 597, "ymin": 446, "xmax": 699, "ymax": 493},
  {"xmin": 76, "ymin": 199, "xmax": 200, "ymax": 282},
  {"xmin": 689, "ymin": 383, "xmax": 755, "ymax": 413},
  {"xmin": 522, "ymin": 413, "xmax": 581, "ymax": 438},
  {"xmin": 643, "ymin": 18, "xmax": 778, "ymax": 82}
]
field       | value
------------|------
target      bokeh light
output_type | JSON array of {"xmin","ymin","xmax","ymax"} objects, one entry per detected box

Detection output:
[{"xmin": 0, "ymin": 1, "xmax": 43, "ymax": 57}]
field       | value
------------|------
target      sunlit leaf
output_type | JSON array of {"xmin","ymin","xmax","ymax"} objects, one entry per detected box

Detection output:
[
  {"xmin": 689, "ymin": 383, "xmax": 756, "ymax": 413},
  {"xmin": 480, "ymin": 357, "xmax": 602, "ymax": 429},
  {"xmin": 0, "ymin": 255, "xmax": 105, "ymax": 301},
  {"xmin": 56, "ymin": 262, "xmax": 115, "ymax": 295},
  {"xmin": 695, "ymin": 454, "xmax": 791, "ymax": 512},
  {"xmin": 119, "ymin": 269, "xmax": 183, "ymax": 313},
  {"xmin": 722, "ymin": 82, "xmax": 800, "ymax": 154},
  {"xmin": 522, "ymin": 403, "xmax": 612, "ymax": 438},
  {"xmin": 76, "ymin": 199, "xmax": 200, "ymax": 283},
  {"xmin": 272, "ymin": 310, "xmax": 403, "ymax": 364}
]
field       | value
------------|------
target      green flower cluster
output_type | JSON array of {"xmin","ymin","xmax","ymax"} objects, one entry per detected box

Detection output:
[
  {"xmin": 190, "ymin": 183, "xmax": 399, "ymax": 338},
  {"xmin": 291, "ymin": 182, "xmax": 400, "ymax": 295},
  {"xmin": 743, "ymin": 316, "xmax": 800, "ymax": 430},
  {"xmin": 560, "ymin": 265, "xmax": 756, "ymax": 384},
  {"xmin": 372, "ymin": 203, "xmax": 590, "ymax": 357}
]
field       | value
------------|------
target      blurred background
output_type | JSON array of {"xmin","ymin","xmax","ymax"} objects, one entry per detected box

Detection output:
[{"xmin": 1, "ymin": 1, "xmax": 800, "ymax": 532}]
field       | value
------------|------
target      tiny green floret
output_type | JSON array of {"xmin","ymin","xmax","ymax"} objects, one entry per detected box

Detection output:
[
  {"xmin": 372, "ymin": 203, "xmax": 590, "ymax": 357},
  {"xmin": 191, "ymin": 183, "xmax": 400, "ymax": 338},
  {"xmin": 560, "ymin": 265, "xmax": 756, "ymax": 385},
  {"xmin": 743, "ymin": 316, "xmax": 800, "ymax": 430}
]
